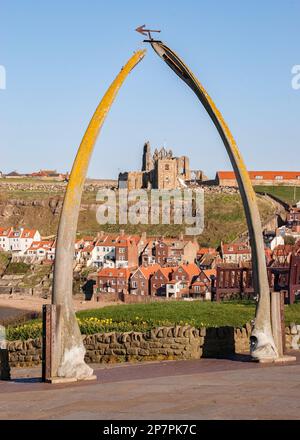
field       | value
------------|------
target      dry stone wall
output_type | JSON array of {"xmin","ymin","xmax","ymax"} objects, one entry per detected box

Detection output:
[{"xmin": 4, "ymin": 323, "xmax": 300, "ymax": 368}]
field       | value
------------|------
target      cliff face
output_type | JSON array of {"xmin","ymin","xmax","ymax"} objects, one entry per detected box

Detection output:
[
  {"xmin": 0, "ymin": 182, "xmax": 278, "ymax": 246},
  {"xmin": 0, "ymin": 197, "xmax": 63, "ymax": 236}
]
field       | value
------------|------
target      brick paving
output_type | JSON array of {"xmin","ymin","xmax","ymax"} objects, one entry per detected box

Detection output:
[{"xmin": 0, "ymin": 353, "xmax": 299, "ymax": 420}]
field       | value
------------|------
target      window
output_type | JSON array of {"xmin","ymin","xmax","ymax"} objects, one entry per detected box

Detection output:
[
  {"xmin": 275, "ymin": 175, "xmax": 283, "ymax": 180},
  {"xmin": 119, "ymin": 248, "xmax": 125, "ymax": 253},
  {"xmin": 255, "ymin": 175, "xmax": 263, "ymax": 180},
  {"xmin": 132, "ymin": 281, "xmax": 137, "ymax": 288},
  {"xmin": 194, "ymin": 286, "xmax": 200, "ymax": 292},
  {"xmin": 165, "ymin": 164, "xmax": 170, "ymax": 170}
]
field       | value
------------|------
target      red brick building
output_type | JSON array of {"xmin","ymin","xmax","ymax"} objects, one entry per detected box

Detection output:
[
  {"xmin": 216, "ymin": 171, "xmax": 300, "ymax": 187},
  {"xmin": 130, "ymin": 264, "xmax": 160, "ymax": 296},
  {"xmin": 150, "ymin": 266, "xmax": 177, "ymax": 296},
  {"xmin": 190, "ymin": 269, "xmax": 216, "ymax": 299},
  {"xmin": 96, "ymin": 267, "xmax": 131, "ymax": 294},
  {"xmin": 165, "ymin": 263, "xmax": 200, "ymax": 298},
  {"xmin": 221, "ymin": 242, "xmax": 251, "ymax": 264},
  {"xmin": 155, "ymin": 237, "xmax": 199, "ymax": 266},
  {"xmin": 287, "ymin": 208, "xmax": 300, "ymax": 233},
  {"xmin": 115, "ymin": 233, "xmax": 139, "ymax": 269}
]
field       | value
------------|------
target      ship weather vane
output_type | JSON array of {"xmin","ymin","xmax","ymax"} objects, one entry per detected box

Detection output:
[{"xmin": 135, "ymin": 24, "xmax": 161, "ymax": 41}]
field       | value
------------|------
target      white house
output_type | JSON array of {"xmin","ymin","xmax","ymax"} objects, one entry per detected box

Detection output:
[
  {"xmin": 19, "ymin": 228, "xmax": 41, "ymax": 254},
  {"xmin": 0, "ymin": 227, "xmax": 41, "ymax": 254},
  {"xmin": 166, "ymin": 280, "xmax": 181, "ymax": 298},
  {"xmin": 91, "ymin": 234, "xmax": 118, "ymax": 267},
  {"xmin": 75, "ymin": 237, "xmax": 95, "ymax": 262},
  {"xmin": 26, "ymin": 240, "xmax": 55, "ymax": 261},
  {"xmin": 270, "ymin": 235, "xmax": 285, "ymax": 251}
]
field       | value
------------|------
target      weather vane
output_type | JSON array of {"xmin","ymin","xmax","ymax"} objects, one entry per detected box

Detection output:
[{"xmin": 135, "ymin": 24, "xmax": 161, "ymax": 41}]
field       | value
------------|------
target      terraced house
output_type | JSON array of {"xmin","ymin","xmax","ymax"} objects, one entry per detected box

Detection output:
[
  {"xmin": 96, "ymin": 267, "xmax": 131, "ymax": 294},
  {"xmin": 166, "ymin": 263, "xmax": 200, "ymax": 298},
  {"xmin": 221, "ymin": 242, "xmax": 251, "ymax": 264},
  {"xmin": 155, "ymin": 236, "xmax": 199, "ymax": 266},
  {"xmin": 130, "ymin": 264, "xmax": 160, "ymax": 296},
  {"xmin": 0, "ymin": 227, "xmax": 41, "ymax": 254}
]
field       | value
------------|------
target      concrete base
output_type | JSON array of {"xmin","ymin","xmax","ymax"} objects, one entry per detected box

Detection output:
[
  {"xmin": 45, "ymin": 374, "xmax": 97, "ymax": 384},
  {"xmin": 258, "ymin": 355, "xmax": 297, "ymax": 364}
]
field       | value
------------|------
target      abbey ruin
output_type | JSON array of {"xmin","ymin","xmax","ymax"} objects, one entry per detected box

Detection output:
[{"xmin": 118, "ymin": 142, "xmax": 204, "ymax": 190}]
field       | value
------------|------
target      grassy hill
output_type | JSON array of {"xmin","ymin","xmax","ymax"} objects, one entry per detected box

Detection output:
[
  {"xmin": 254, "ymin": 185, "xmax": 300, "ymax": 206},
  {"xmin": 0, "ymin": 186, "xmax": 277, "ymax": 247}
]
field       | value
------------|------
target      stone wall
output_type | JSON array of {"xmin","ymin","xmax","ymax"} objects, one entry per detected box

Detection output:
[{"xmin": 5, "ymin": 323, "xmax": 300, "ymax": 368}]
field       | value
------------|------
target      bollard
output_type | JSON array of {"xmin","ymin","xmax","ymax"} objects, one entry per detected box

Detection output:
[
  {"xmin": 0, "ymin": 349, "xmax": 11, "ymax": 381},
  {"xmin": 42, "ymin": 304, "xmax": 56, "ymax": 382}
]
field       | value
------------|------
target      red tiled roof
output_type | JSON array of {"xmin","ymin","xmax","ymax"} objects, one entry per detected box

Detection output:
[
  {"xmin": 8, "ymin": 228, "xmax": 22, "ymax": 238},
  {"xmin": 82, "ymin": 244, "xmax": 94, "ymax": 253},
  {"xmin": 222, "ymin": 243, "xmax": 251, "ymax": 255},
  {"xmin": 203, "ymin": 269, "xmax": 217, "ymax": 278},
  {"xmin": 95, "ymin": 234, "xmax": 119, "ymax": 247},
  {"xmin": 97, "ymin": 267, "xmax": 131, "ymax": 280},
  {"xmin": 197, "ymin": 247, "xmax": 217, "ymax": 256},
  {"xmin": 153, "ymin": 266, "xmax": 177, "ymax": 280},
  {"xmin": 217, "ymin": 171, "xmax": 300, "ymax": 180},
  {"xmin": 177, "ymin": 263, "xmax": 200, "ymax": 277},
  {"xmin": 28, "ymin": 241, "xmax": 54, "ymax": 251},
  {"xmin": 0, "ymin": 227, "xmax": 11, "ymax": 237},
  {"xmin": 137, "ymin": 264, "xmax": 161, "ymax": 279},
  {"xmin": 20, "ymin": 228, "xmax": 37, "ymax": 239}
]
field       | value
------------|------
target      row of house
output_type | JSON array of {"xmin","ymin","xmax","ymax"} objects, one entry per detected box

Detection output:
[
  {"xmin": 96, "ymin": 263, "xmax": 215, "ymax": 300},
  {"xmin": 287, "ymin": 206, "xmax": 300, "ymax": 233},
  {"xmin": 0, "ymin": 227, "xmax": 41, "ymax": 254},
  {"xmin": 3, "ymin": 169, "xmax": 68, "ymax": 181},
  {"xmin": 75, "ymin": 231, "xmax": 199, "ymax": 269},
  {"xmin": 216, "ymin": 171, "xmax": 300, "ymax": 187}
]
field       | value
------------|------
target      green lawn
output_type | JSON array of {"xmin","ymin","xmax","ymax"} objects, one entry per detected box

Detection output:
[
  {"xmin": 254, "ymin": 185, "xmax": 300, "ymax": 205},
  {"xmin": 6, "ymin": 301, "xmax": 300, "ymax": 340},
  {"xmin": 77, "ymin": 301, "xmax": 300, "ymax": 328}
]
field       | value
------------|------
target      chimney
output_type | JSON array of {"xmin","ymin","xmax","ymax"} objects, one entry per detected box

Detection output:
[
  {"xmin": 179, "ymin": 232, "xmax": 184, "ymax": 241},
  {"xmin": 97, "ymin": 230, "xmax": 105, "ymax": 239},
  {"xmin": 120, "ymin": 229, "xmax": 125, "ymax": 237}
]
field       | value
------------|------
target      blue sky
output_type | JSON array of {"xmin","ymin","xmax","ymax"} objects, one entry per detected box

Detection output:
[{"xmin": 0, "ymin": 0, "xmax": 299, "ymax": 179}]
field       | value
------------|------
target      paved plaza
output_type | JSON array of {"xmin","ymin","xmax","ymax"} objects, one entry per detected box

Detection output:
[{"xmin": 0, "ymin": 353, "xmax": 299, "ymax": 420}]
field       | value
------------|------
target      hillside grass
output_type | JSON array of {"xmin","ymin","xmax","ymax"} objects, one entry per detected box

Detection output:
[
  {"xmin": 0, "ymin": 188, "xmax": 275, "ymax": 247},
  {"xmin": 254, "ymin": 185, "xmax": 300, "ymax": 205},
  {"xmin": 0, "ymin": 252, "xmax": 11, "ymax": 276},
  {"xmin": 5, "ymin": 262, "xmax": 30, "ymax": 275}
]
